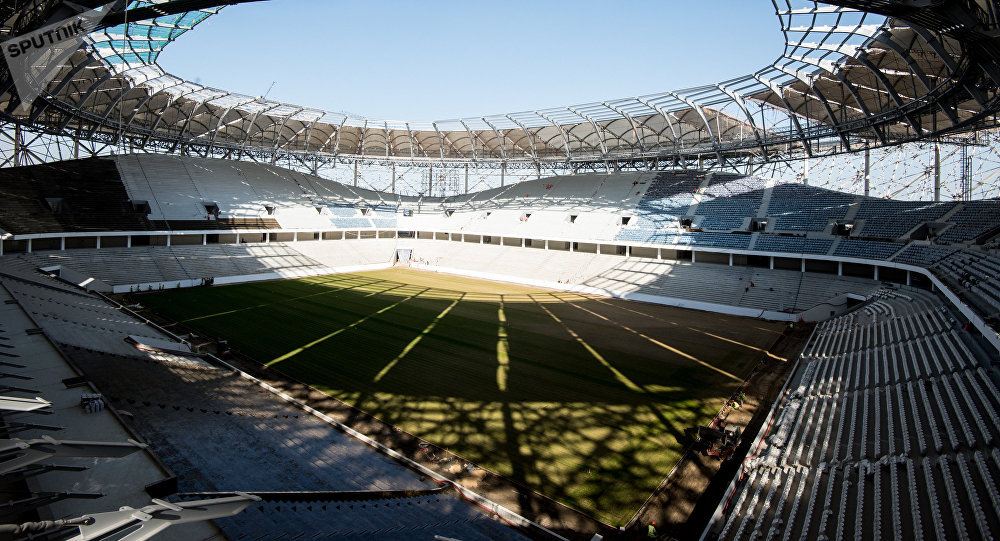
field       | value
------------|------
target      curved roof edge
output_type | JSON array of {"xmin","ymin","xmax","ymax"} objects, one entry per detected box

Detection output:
[{"xmin": 2, "ymin": 0, "xmax": 999, "ymax": 167}]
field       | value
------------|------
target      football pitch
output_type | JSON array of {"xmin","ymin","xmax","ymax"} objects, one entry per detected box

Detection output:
[{"xmin": 139, "ymin": 268, "xmax": 786, "ymax": 525}]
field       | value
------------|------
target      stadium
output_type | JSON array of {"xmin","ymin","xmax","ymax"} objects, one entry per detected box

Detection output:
[{"xmin": 0, "ymin": 0, "xmax": 999, "ymax": 539}]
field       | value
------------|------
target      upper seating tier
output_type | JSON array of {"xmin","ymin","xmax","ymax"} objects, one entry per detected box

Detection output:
[
  {"xmin": 3, "ymin": 157, "xmax": 998, "ymax": 270},
  {"xmin": 0, "ymin": 158, "xmax": 151, "ymax": 234},
  {"xmin": 767, "ymin": 185, "xmax": 856, "ymax": 232}
]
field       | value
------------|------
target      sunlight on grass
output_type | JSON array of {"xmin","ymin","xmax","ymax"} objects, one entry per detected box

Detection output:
[
  {"xmin": 138, "ymin": 267, "xmax": 786, "ymax": 526},
  {"xmin": 496, "ymin": 302, "xmax": 510, "ymax": 392},
  {"xmin": 373, "ymin": 297, "xmax": 461, "ymax": 382},
  {"xmin": 532, "ymin": 296, "xmax": 646, "ymax": 394},
  {"xmin": 563, "ymin": 296, "xmax": 743, "ymax": 383},
  {"xmin": 267, "ymin": 289, "xmax": 426, "ymax": 366}
]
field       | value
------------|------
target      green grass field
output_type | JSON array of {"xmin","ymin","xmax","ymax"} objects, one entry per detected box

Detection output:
[{"xmin": 139, "ymin": 268, "xmax": 785, "ymax": 525}]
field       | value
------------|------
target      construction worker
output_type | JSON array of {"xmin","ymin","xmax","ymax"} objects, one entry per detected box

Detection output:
[{"xmin": 648, "ymin": 521, "xmax": 657, "ymax": 538}]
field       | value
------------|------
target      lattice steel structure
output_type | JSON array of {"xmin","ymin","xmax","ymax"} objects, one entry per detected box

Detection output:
[{"xmin": 1, "ymin": 0, "xmax": 999, "ymax": 193}]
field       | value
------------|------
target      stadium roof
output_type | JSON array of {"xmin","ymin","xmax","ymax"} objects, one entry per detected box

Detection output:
[{"xmin": 2, "ymin": 0, "xmax": 999, "ymax": 168}]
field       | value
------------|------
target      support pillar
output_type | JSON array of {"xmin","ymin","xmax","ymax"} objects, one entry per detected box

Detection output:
[
  {"xmin": 391, "ymin": 163, "xmax": 396, "ymax": 194},
  {"xmin": 545, "ymin": 240, "xmax": 549, "ymax": 250},
  {"xmin": 803, "ymin": 157, "xmax": 809, "ymax": 185},
  {"xmin": 61, "ymin": 237, "xmax": 66, "ymax": 251},
  {"xmin": 838, "ymin": 261, "xmax": 843, "ymax": 276},
  {"xmin": 906, "ymin": 270, "xmax": 911, "ymax": 286},
  {"xmin": 235, "ymin": 233, "xmax": 240, "ymax": 244},
  {"xmin": 864, "ymin": 147, "xmax": 870, "ymax": 197},
  {"xmin": 874, "ymin": 266, "xmax": 879, "ymax": 280},
  {"xmin": 428, "ymin": 165, "xmax": 433, "ymax": 196},
  {"xmin": 691, "ymin": 251, "xmax": 696, "ymax": 263},
  {"xmin": 353, "ymin": 160, "xmax": 358, "ymax": 187},
  {"xmin": 657, "ymin": 248, "xmax": 662, "ymax": 260},
  {"xmin": 203, "ymin": 234, "xmax": 207, "ymax": 246},
  {"xmin": 770, "ymin": 256, "xmax": 774, "ymax": 270},
  {"xmin": 934, "ymin": 143, "xmax": 941, "ymax": 202},
  {"xmin": 166, "ymin": 235, "xmax": 171, "ymax": 247},
  {"xmin": 521, "ymin": 238, "xmax": 525, "ymax": 248},
  {"xmin": 729, "ymin": 253, "xmax": 733, "ymax": 266},
  {"xmin": 801, "ymin": 258, "xmax": 806, "ymax": 273},
  {"xmin": 96, "ymin": 237, "xmax": 101, "ymax": 249},
  {"xmin": 571, "ymin": 242, "xmax": 575, "ymax": 253},
  {"xmin": 501, "ymin": 163, "xmax": 506, "ymax": 187},
  {"xmin": 13, "ymin": 124, "xmax": 21, "ymax": 167},
  {"xmin": 26, "ymin": 239, "xmax": 32, "ymax": 253},
  {"xmin": 464, "ymin": 164, "xmax": 469, "ymax": 194},
  {"xmin": 597, "ymin": 244, "xmax": 601, "ymax": 255}
]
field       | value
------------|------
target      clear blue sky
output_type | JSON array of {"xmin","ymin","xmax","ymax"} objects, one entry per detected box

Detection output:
[{"xmin": 157, "ymin": 0, "xmax": 783, "ymax": 120}]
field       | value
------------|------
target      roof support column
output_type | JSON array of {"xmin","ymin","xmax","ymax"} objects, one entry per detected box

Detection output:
[
  {"xmin": 856, "ymin": 54, "xmax": 923, "ymax": 136},
  {"xmin": 536, "ymin": 113, "xmax": 572, "ymax": 162},
  {"xmin": 567, "ymin": 107, "xmax": 608, "ymax": 157},
  {"xmin": 873, "ymin": 31, "xmax": 959, "ymax": 126},
  {"xmin": 833, "ymin": 70, "xmax": 887, "ymax": 146},
  {"xmin": 715, "ymin": 83, "xmax": 767, "ymax": 157},
  {"xmin": 482, "ymin": 119, "xmax": 507, "ymax": 163},
  {"xmin": 934, "ymin": 142, "xmax": 941, "ymax": 202},
  {"xmin": 864, "ymin": 146, "xmax": 870, "ymax": 197},
  {"xmin": 635, "ymin": 98, "xmax": 682, "ymax": 156},
  {"xmin": 667, "ymin": 91, "xmax": 725, "ymax": 165},
  {"xmin": 505, "ymin": 115, "xmax": 537, "ymax": 164}
]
